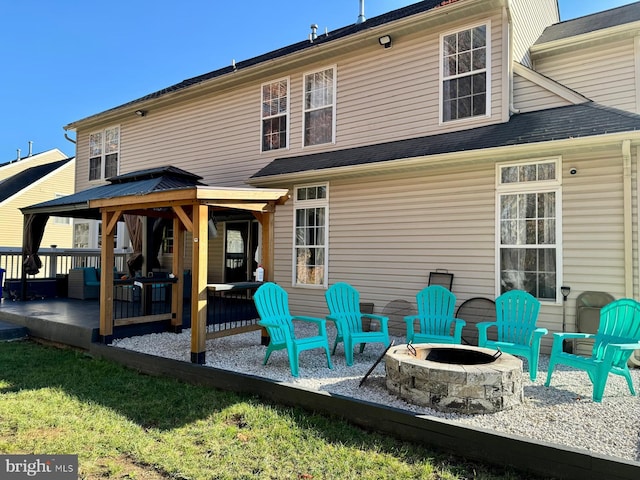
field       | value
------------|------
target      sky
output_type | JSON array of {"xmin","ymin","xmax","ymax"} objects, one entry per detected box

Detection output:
[{"xmin": 0, "ymin": 0, "xmax": 634, "ymax": 160}]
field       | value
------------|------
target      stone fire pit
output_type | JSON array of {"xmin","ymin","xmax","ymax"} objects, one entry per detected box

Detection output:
[{"xmin": 385, "ymin": 343, "xmax": 523, "ymax": 414}]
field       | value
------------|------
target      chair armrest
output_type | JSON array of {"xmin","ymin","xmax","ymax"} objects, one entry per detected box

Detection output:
[
  {"xmin": 552, "ymin": 332, "xmax": 594, "ymax": 341},
  {"xmin": 362, "ymin": 313, "xmax": 389, "ymax": 330},
  {"xmin": 476, "ymin": 321, "xmax": 497, "ymax": 346},
  {"xmin": 608, "ymin": 342, "xmax": 640, "ymax": 352},
  {"xmin": 403, "ymin": 315, "xmax": 419, "ymax": 325},
  {"xmin": 532, "ymin": 327, "xmax": 548, "ymax": 340},
  {"xmin": 453, "ymin": 317, "xmax": 466, "ymax": 326},
  {"xmin": 292, "ymin": 315, "xmax": 328, "ymax": 336}
]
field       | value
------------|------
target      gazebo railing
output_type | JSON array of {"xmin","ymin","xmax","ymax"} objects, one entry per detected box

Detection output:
[{"xmin": 0, "ymin": 247, "xmax": 128, "ymax": 279}]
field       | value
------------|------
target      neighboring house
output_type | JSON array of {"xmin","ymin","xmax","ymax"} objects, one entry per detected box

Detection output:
[
  {"xmin": 61, "ymin": 0, "xmax": 640, "ymax": 351},
  {"xmin": 0, "ymin": 149, "xmax": 75, "ymax": 248}
]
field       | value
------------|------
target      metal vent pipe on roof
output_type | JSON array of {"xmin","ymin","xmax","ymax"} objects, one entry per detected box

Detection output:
[
  {"xmin": 28, "ymin": 141, "xmax": 33, "ymax": 157},
  {"xmin": 310, "ymin": 24, "xmax": 318, "ymax": 41},
  {"xmin": 357, "ymin": 0, "xmax": 366, "ymax": 24},
  {"xmin": 16, "ymin": 148, "xmax": 21, "ymax": 161}
]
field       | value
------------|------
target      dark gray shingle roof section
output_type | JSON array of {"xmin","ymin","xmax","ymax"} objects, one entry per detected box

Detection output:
[
  {"xmin": 23, "ymin": 165, "xmax": 204, "ymax": 218},
  {"xmin": 0, "ymin": 158, "xmax": 73, "ymax": 203},
  {"xmin": 251, "ymin": 103, "xmax": 640, "ymax": 179},
  {"xmin": 536, "ymin": 1, "xmax": 640, "ymax": 44}
]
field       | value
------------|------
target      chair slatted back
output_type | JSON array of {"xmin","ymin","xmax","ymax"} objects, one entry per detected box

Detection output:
[
  {"xmin": 593, "ymin": 298, "xmax": 640, "ymax": 366},
  {"xmin": 325, "ymin": 282, "xmax": 364, "ymax": 334},
  {"xmin": 415, "ymin": 285, "xmax": 457, "ymax": 336},
  {"xmin": 495, "ymin": 290, "xmax": 541, "ymax": 344},
  {"xmin": 253, "ymin": 283, "xmax": 294, "ymax": 345}
]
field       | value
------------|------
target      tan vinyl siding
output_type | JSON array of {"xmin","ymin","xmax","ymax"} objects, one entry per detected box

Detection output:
[
  {"xmin": 74, "ymin": 10, "xmax": 506, "ymax": 192},
  {"xmin": 268, "ymin": 144, "xmax": 633, "ymax": 354},
  {"xmin": 512, "ymin": 72, "xmax": 573, "ymax": 112},
  {"xmin": 274, "ymin": 165, "xmax": 497, "ymax": 320},
  {"xmin": 509, "ymin": 0, "xmax": 559, "ymax": 66},
  {"xmin": 533, "ymin": 38, "xmax": 638, "ymax": 113}
]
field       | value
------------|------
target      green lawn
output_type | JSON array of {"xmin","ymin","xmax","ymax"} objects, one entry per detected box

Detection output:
[{"xmin": 0, "ymin": 340, "xmax": 539, "ymax": 480}]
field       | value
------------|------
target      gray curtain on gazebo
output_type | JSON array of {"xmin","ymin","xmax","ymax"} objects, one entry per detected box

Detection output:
[
  {"xmin": 124, "ymin": 214, "xmax": 144, "ymax": 276},
  {"xmin": 22, "ymin": 213, "xmax": 50, "ymax": 275}
]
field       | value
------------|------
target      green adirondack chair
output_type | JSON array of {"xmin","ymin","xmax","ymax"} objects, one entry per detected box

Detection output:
[
  {"xmin": 545, "ymin": 298, "xmax": 640, "ymax": 402},
  {"xmin": 253, "ymin": 282, "xmax": 333, "ymax": 377},
  {"xmin": 477, "ymin": 290, "xmax": 547, "ymax": 381},
  {"xmin": 404, "ymin": 285, "xmax": 465, "ymax": 344},
  {"xmin": 325, "ymin": 282, "xmax": 390, "ymax": 366}
]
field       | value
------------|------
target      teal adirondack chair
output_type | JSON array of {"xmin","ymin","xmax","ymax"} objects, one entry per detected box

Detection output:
[
  {"xmin": 477, "ymin": 290, "xmax": 547, "ymax": 381},
  {"xmin": 253, "ymin": 282, "xmax": 333, "ymax": 377},
  {"xmin": 545, "ymin": 298, "xmax": 640, "ymax": 402},
  {"xmin": 404, "ymin": 285, "xmax": 465, "ymax": 344},
  {"xmin": 325, "ymin": 282, "xmax": 390, "ymax": 366}
]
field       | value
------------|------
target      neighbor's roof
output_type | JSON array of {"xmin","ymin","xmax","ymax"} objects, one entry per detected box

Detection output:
[
  {"xmin": 22, "ymin": 166, "xmax": 205, "ymax": 218},
  {"xmin": 535, "ymin": 1, "xmax": 640, "ymax": 45},
  {"xmin": 251, "ymin": 102, "xmax": 640, "ymax": 180},
  {"xmin": 65, "ymin": 0, "xmax": 455, "ymax": 128},
  {"xmin": 0, "ymin": 158, "xmax": 73, "ymax": 204}
]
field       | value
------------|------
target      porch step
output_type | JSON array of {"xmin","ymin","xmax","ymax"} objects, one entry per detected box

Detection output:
[{"xmin": 0, "ymin": 321, "xmax": 28, "ymax": 341}]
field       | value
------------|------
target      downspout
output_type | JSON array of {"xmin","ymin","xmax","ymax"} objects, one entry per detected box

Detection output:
[
  {"xmin": 505, "ymin": 6, "xmax": 520, "ymax": 117},
  {"xmin": 622, "ymin": 139, "xmax": 633, "ymax": 298}
]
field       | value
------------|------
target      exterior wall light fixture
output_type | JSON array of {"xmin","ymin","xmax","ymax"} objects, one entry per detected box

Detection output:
[
  {"xmin": 135, "ymin": 110, "xmax": 146, "ymax": 117},
  {"xmin": 378, "ymin": 35, "xmax": 392, "ymax": 48}
]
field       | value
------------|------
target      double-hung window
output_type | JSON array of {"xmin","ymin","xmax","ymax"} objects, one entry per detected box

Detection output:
[
  {"xmin": 293, "ymin": 184, "xmax": 328, "ymax": 286},
  {"xmin": 89, "ymin": 126, "xmax": 119, "ymax": 181},
  {"xmin": 497, "ymin": 159, "xmax": 561, "ymax": 302},
  {"xmin": 303, "ymin": 67, "xmax": 336, "ymax": 146},
  {"xmin": 441, "ymin": 23, "xmax": 489, "ymax": 122},
  {"xmin": 261, "ymin": 78, "xmax": 289, "ymax": 151}
]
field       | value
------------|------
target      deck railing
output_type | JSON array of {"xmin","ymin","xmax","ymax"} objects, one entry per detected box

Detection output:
[{"xmin": 0, "ymin": 247, "xmax": 129, "ymax": 279}]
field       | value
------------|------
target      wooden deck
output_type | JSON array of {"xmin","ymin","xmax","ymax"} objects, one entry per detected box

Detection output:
[{"xmin": 0, "ymin": 297, "xmax": 187, "ymax": 349}]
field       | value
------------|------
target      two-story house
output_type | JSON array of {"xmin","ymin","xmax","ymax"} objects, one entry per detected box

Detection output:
[{"xmin": 55, "ymin": 0, "xmax": 640, "ymax": 357}]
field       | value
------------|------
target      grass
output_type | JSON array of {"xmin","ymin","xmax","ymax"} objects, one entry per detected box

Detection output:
[{"xmin": 0, "ymin": 340, "xmax": 541, "ymax": 480}]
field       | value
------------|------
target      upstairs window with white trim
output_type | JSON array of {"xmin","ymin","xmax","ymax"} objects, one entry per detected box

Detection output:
[
  {"xmin": 261, "ymin": 78, "xmax": 289, "ymax": 152},
  {"xmin": 303, "ymin": 67, "xmax": 336, "ymax": 146},
  {"xmin": 293, "ymin": 184, "xmax": 328, "ymax": 287},
  {"xmin": 497, "ymin": 159, "xmax": 561, "ymax": 302},
  {"xmin": 441, "ymin": 23, "xmax": 489, "ymax": 122},
  {"xmin": 52, "ymin": 194, "xmax": 71, "ymax": 225},
  {"xmin": 89, "ymin": 126, "xmax": 119, "ymax": 181}
]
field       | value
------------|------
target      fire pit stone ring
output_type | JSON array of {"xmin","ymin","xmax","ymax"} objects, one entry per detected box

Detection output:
[{"xmin": 385, "ymin": 343, "xmax": 523, "ymax": 414}]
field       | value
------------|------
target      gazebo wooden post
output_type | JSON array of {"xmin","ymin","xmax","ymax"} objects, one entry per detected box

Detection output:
[
  {"xmin": 190, "ymin": 203, "xmax": 209, "ymax": 364},
  {"xmin": 99, "ymin": 209, "xmax": 119, "ymax": 343},
  {"xmin": 171, "ymin": 217, "xmax": 185, "ymax": 332}
]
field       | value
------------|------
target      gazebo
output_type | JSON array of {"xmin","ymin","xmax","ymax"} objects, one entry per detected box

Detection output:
[{"xmin": 21, "ymin": 166, "xmax": 289, "ymax": 363}]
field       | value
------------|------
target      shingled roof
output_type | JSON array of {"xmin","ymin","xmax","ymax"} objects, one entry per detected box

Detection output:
[
  {"xmin": 251, "ymin": 102, "xmax": 640, "ymax": 180},
  {"xmin": 66, "ymin": 0, "xmax": 454, "ymax": 125},
  {"xmin": 0, "ymin": 158, "xmax": 73, "ymax": 204},
  {"xmin": 536, "ymin": 1, "xmax": 640, "ymax": 45}
]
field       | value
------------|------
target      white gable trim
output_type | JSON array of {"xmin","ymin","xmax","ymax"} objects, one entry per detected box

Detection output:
[{"xmin": 512, "ymin": 63, "xmax": 589, "ymax": 104}]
